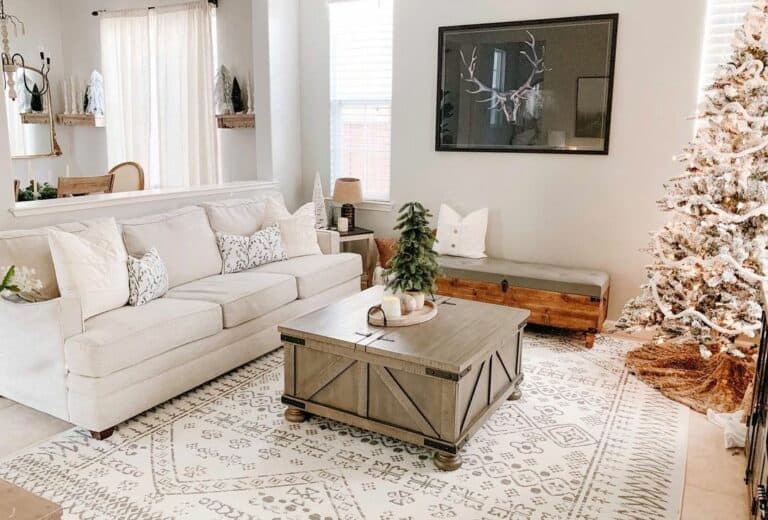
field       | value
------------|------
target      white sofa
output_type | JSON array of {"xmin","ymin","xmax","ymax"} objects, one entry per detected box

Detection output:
[{"xmin": 0, "ymin": 194, "xmax": 361, "ymax": 439}]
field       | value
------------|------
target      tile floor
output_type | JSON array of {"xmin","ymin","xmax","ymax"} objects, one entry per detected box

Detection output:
[{"xmin": 0, "ymin": 342, "xmax": 752, "ymax": 519}]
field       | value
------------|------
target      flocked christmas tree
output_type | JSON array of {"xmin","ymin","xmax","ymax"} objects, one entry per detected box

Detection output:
[
  {"xmin": 616, "ymin": 1, "xmax": 768, "ymax": 359},
  {"xmin": 385, "ymin": 202, "xmax": 441, "ymax": 295}
]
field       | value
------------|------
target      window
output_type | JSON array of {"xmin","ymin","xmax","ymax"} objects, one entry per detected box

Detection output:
[
  {"xmin": 698, "ymin": 0, "xmax": 752, "ymax": 96},
  {"xmin": 100, "ymin": 2, "xmax": 217, "ymax": 189},
  {"xmin": 329, "ymin": 0, "xmax": 393, "ymax": 202}
]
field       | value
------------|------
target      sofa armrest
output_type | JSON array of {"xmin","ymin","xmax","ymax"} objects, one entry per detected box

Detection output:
[
  {"xmin": 0, "ymin": 296, "xmax": 82, "ymax": 421},
  {"xmin": 316, "ymin": 229, "xmax": 341, "ymax": 255}
]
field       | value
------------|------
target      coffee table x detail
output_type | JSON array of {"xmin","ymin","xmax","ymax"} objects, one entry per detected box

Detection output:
[{"xmin": 279, "ymin": 287, "xmax": 529, "ymax": 470}]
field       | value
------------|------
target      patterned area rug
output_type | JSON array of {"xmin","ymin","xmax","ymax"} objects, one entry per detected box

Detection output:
[{"xmin": 0, "ymin": 333, "xmax": 688, "ymax": 520}]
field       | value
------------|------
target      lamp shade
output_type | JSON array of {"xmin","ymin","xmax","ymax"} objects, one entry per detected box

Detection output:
[{"xmin": 333, "ymin": 177, "xmax": 363, "ymax": 204}]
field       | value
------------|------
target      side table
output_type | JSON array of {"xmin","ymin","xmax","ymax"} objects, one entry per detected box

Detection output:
[
  {"xmin": 332, "ymin": 226, "xmax": 375, "ymax": 288},
  {"xmin": 0, "ymin": 479, "xmax": 62, "ymax": 519}
]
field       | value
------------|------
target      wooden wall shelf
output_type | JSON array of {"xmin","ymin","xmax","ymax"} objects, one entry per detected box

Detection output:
[
  {"xmin": 20, "ymin": 112, "xmax": 51, "ymax": 125},
  {"xmin": 56, "ymin": 114, "xmax": 105, "ymax": 127},
  {"xmin": 216, "ymin": 113, "xmax": 255, "ymax": 129}
]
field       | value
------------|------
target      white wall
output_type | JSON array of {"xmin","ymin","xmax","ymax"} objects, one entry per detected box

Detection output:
[
  {"xmin": 299, "ymin": 0, "xmax": 707, "ymax": 319},
  {"xmin": 266, "ymin": 0, "xmax": 302, "ymax": 209}
]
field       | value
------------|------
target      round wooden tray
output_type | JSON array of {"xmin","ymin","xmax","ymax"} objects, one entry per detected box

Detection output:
[{"xmin": 367, "ymin": 300, "xmax": 438, "ymax": 327}]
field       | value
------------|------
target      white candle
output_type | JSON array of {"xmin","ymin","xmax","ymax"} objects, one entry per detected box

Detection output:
[
  {"xmin": 65, "ymin": 164, "xmax": 70, "ymax": 177},
  {"xmin": 27, "ymin": 161, "xmax": 32, "ymax": 187},
  {"xmin": 381, "ymin": 296, "xmax": 402, "ymax": 319},
  {"xmin": 62, "ymin": 80, "xmax": 69, "ymax": 114},
  {"xmin": 70, "ymin": 77, "xmax": 77, "ymax": 114}
]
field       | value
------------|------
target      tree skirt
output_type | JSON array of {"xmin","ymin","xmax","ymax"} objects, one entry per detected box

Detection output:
[
  {"xmin": 626, "ymin": 342, "xmax": 755, "ymax": 414},
  {"xmin": 0, "ymin": 333, "xmax": 688, "ymax": 520}
]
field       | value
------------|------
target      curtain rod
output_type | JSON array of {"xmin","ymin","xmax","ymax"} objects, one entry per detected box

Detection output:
[{"xmin": 91, "ymin": 0, "xmax": 217, "ymax": 16}]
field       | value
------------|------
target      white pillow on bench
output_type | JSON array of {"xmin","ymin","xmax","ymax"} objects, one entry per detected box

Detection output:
[{"xmin": 433, "ymin": 204, "xmax": 488, "ymax": 259}]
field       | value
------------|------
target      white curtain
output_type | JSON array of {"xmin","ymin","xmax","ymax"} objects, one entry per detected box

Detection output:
[
  {"xmin": 101, "ymin": 0, "xmax": 217, "ymax": 188},
  {"xmin": 101, "ymin": 9, "xmax": 151, "ymax": 179}
]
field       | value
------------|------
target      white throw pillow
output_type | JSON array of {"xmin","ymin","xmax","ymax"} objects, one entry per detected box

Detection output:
[
  {"xmin": 278, "ymin": 214, "xmax": 322, "ymax": 258},
  {"xmin": 433, "ymin": 204, "xmax": 488, "ymax": 259},
  {"xmin": 200, "ymin": 199, "xmax": 265, "ymax": 236},
  {"xmin": 216, "ymin": 226, "xmax": 288, "ymax": 274},
  {"xmin": 262, "ymin": 197, "xmax": 315, "ymax": 228},
  {"xmin": 127, "ymin": 248, "xmax": 169, "ymax": 306},
  {"xmin": 48, "ymin": 218, "xmax": 129, "ymax": 319}
]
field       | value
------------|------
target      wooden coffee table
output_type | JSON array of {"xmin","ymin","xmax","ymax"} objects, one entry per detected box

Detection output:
[{"xmin": 279, "ymin": 287, "xmax": 528, "ymax": 470}]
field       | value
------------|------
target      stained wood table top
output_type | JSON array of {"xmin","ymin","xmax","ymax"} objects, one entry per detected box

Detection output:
[
  {"xmin": 0, "ymin": 479, "xmax": 62, "ymax": 520},
  {"xmin": 279, "ymin": 286, "xmax": 529, "ymax": 373}
]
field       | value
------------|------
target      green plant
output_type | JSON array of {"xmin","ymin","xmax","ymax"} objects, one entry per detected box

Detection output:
[
  {"xmin": 1, "ymin": 266, "xmax": 19, "ymax": 293},
  {"xmin": 385, "ymin": 202, "xmax": 440, "ymax": 294}
]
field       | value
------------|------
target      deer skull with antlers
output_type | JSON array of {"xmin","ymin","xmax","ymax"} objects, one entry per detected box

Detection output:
[{"xmin": 460, "ymin": 31, "xmax": 549, "ymax": 124}]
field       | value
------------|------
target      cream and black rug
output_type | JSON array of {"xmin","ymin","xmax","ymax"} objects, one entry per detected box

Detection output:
[{"xmin": 0, "ymin": 333, "xmax": 688, "ymax": 519}]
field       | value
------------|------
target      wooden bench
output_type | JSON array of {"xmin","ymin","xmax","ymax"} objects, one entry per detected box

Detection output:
[{"xmin": 436, "ymin": 256, "xmax": 609, "ymax": 348}]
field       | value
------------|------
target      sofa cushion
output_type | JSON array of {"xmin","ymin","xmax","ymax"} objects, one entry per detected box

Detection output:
[
  {"xmin": 166, "ymin": 271, "xmax": 297, "ymax": 328},
  {"xmin": 121, "ymin": 206, "xmax": 222, "ymax": 288},
  {"xmin": 251, "ymin": 253, "xmax": 362, "ymax": 299},
  {"xmin": 0, "ymin": 222, "xmax": 86, "ymax": 301},
  {"xmin": 200, "ymin": 198, "xmax": 265, "ymax": 236},
  {"xmin": 65, "ymin": 298, "xmax": 222, "ymax": 378}
]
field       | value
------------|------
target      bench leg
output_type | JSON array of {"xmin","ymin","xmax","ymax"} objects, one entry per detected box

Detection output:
[
  {"xmin": 585, "ymin": 332, "xmax": 596, "ymax": 349},
  {"xmin": 90, "ymin": 427, "xmax": 115, "ymax": 440}
]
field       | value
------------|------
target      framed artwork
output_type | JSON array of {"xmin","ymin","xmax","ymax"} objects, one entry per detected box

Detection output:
[{"xmin": 435, "ymin": 14, "xmax": 618, "ymax": 155}]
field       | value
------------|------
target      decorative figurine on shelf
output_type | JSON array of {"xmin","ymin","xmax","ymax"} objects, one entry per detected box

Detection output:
[
  {"xmin": 214, "ymin": 65, "xmax": 233, "ymax": 115},
  {"xmin": 85, "ymin": 70, "xmax": 105, "ymax": 115},
  {"xmin": 30, "ymin": 83, "xmax": 42, "ymax": 112},
  {"xmin": 312, "ymin": 171, "xmax": 328, "ymax": 229},
  {"xmin": 385, "ymin": 202, "xmax": 441, "ymax": 310},
  {"xmin": 231, "ymin": 77, "xmax": 244, "ymax": 113}
]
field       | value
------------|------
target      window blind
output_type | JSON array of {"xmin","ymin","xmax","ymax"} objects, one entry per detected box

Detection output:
[
  {"xmin": 699, "ymin": 0, "xmax": 753, "ymax": 92},
  {"xmin": 329, "ymin": 0, "xmax": 393, "ymax": 202}
]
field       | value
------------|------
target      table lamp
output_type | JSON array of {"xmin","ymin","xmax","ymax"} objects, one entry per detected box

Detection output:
[{"xmin": 333, "ymin": 177, "xmax": 363, "ymax": 230}]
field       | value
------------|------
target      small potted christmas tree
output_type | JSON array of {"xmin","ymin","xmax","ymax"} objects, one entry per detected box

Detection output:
[{"xmin": 385, "ymin": 202, "xmax": 440, "ymax": 309}]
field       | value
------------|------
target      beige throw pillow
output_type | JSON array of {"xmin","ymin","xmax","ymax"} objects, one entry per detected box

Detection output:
[
  {"xmin": 48, "ymin": 218, "xmax": 129, "ymax": 319},
  {"xmin": 278, "ymin": 214, "xmax": 322, "ymax": 258}
]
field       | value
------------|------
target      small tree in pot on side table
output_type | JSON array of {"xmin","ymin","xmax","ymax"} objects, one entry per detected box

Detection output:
[{"xmin": 385, "ymin": 202, "xmax": 440, "ymax": 308}]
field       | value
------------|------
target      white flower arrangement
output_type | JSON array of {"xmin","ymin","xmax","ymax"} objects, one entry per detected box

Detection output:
[{"xmin": 1, "ymin": 265, "xmax": 43, "ymax": 300}]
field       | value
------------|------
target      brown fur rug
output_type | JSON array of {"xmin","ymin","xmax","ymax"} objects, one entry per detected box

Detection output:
[{"xmin": 625, "ymin": 342, "xmax": 756, "ymax": 414}]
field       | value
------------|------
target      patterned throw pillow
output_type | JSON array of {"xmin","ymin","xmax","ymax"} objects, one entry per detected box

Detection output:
[
  {"xmin": 216, "ymin": 226, "xmax": 288, "ymax": 274},
  {"xmin": 127, "ymin": 248, "xmax": 169, "ymax": 306}
]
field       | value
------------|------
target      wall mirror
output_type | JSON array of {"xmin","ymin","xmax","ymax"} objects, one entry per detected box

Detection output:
[
  {"xmin": 5, "ymin": 64, "xmax": 60, "ymax": 159},
  {"xmin": 4, "ymin": 0, "xmax": 255, "ymax": 206}
]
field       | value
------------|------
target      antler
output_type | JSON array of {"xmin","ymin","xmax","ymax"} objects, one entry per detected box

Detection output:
[{"xmin": 459, "ymin": 31, "xmax": 549, "ymax": 124}]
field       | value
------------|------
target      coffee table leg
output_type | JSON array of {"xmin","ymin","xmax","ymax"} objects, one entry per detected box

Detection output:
[
  {"xmin": 508, "ymin": 387, "xmax": 523, "ymax": 401},
  {"xmin": 434, "ymin": 452, "xmax": 462, "ymax": 471},
  {"xmin": 284, "ymin": 407, "xmax": 308, "ymax": 423}
]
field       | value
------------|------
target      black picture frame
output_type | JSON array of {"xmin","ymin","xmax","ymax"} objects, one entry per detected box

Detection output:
[{"xmin": 435, "ymin": 14, "xmax": 619, "ymax": 155}]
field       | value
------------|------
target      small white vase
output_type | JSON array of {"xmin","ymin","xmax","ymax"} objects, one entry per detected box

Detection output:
[{"xmin": 406, "ymin": 290, "xmax": 425, "ymax": 310}]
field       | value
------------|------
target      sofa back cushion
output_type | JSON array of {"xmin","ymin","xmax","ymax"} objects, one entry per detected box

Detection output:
[
  {"xmin": 121, "ymin": 206, "xmax": 222, "ymax": 288},
  {"xmin": 200, "ymin": 198, "xmax": 266, "ymax": 236},
  {"xmin": 0, "ymin": 222, "xmax": 86, "ymax": 301}
]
